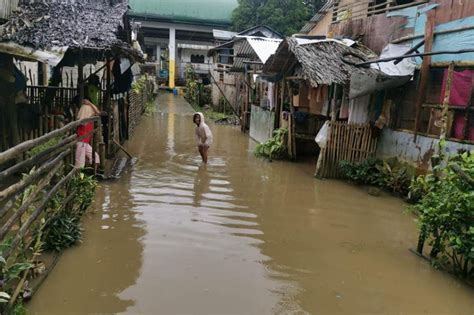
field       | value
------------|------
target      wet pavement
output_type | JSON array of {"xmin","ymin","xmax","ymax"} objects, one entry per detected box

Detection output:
[{"xmin": 28, "ymin": 93, "xmax": 474, "ymax": 314}]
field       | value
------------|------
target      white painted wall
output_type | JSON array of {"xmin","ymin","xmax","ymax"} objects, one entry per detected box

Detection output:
[{"xmin": 377, "ymin": 128, "xmax": 474, "ymax": 168}]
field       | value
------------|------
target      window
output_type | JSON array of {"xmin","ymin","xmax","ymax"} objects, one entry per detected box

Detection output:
[
  {"xmin": 391, "ymin": 67, "xmax": 474, "ymax": 143},
  {"xmin": 191, "ymin": 54, "xmax": 205, "ymax": 64},
  {"xmin": 218, "ymin": 49, "xmax": 234, "ymax": 65}
]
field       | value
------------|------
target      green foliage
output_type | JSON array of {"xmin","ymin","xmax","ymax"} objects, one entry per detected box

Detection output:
[
  {"xmin": 43, "ymin": 172, "xmax": 96, "ymax": 252},
  {"xmin": 408, "ymin": 172, "xmax": 435, "ymax": 204},
  {"xmin": 70, "ymin": 172, "xmax": 98, "ymax": 214},
  {"xmin": 26, "ymin": 137, "xmax": 61, "ymax": 158},
  {"xmin": 339, "ymin": 157, "xmax": 416, "ymax": 196},
  {"xmin": 255, "ymin": 128, "xmax": 288, "ymax": 159},
  {"xmin": 43, "ymin": 214, "xmax": 82, "ymax": 252},
  {"xmin": 144, "ymin": 100, "xmax": 157, "ymax": 116},
  {"xmin": 376, "ymin": 158, "xmax": 416, "ymax": 196},
  {"xmin": 0, "ymin": 240, "xmax": 33, "ymax": 307},
  {"xmin": 231, "ymin": 0, "xmax": 324, "ymax": 36},
  {"xmin": 185, "ymin": 65, "xmax": 200, "ymax": 106},
  {"xmin": 412, "ymin": 151, "xmax": 474, "ymax": 279},
  {"xmin": 339, "ymin": 158, "xmax": 384, "ymax": 186},
  {"xmin": 131, "ymin": 76, "xmax": 147, "ymax": 94},
  {"xmin": 11, "ymin": 299, "xmax": 27, "ymax": 315}
]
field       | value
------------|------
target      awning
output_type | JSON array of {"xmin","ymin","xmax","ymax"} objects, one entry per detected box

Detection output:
[
  {"xmin": 349, "ymin": 43, "xmax": 415, "ymax": 98},
  {"xmin": 0, "ymin": 42, "xmax": 67, "ymax": 67}
]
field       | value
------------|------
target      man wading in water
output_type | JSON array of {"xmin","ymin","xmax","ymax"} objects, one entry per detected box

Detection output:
[{"xmin": 193, "ymin": 112, "xmax": 213, "ymax": 163}]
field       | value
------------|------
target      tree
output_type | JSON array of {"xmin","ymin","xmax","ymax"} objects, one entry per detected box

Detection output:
[{"xmin": 231, "ymin": 0, "xmax": 327, "ymax": 36}]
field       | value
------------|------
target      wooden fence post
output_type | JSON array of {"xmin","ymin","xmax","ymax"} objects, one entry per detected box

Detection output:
[
  {"xmin": 413, "ymin": 11, "xmax": 434, "ymax": 141},
  {"xmin": 439, "ymin": 62, "xmax": 454, "ymax": 161}
]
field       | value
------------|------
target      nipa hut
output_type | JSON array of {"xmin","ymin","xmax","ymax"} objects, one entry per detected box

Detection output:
[
  {"xmin": 0, "ymin": 0, "xmax": 145, "ymax": 163},
  {"xmin": 263, "ymin": 37, "xmax": 408, "ymax": 177}
]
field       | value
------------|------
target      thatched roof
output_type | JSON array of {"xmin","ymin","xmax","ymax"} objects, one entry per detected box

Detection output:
[
  {"xmin": 0, "ymin": 0, "xmax": 141, "ymax": 61},
  {"xmin": 264, "ymin": 37, "xmax": 377, "ymax": 87}
]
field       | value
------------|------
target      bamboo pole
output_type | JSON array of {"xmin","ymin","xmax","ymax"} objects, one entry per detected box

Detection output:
[
  {"xmin": 3, "ymin": 167, "xmax": 78, "ymax": 260},
  {"xmin": 414, "ymin": 12, "xmax": 434, "ymax": 141},
  {"xmin": 0, "ymin": 149, "xmax": 70, "ymax": 204},
  {"xmin": 0, "ymin": 134, "xmax": 76, "ymax": 182},
  {"xmin": 0, "ymin": 163, "xmax": 62, "ymax": 241},
  {"xmin": 0, "ymin": 117, "xmax": 98, "ymax": 165},
  {"xmin": 439, "ymin": 63, "xmax": 455, "ymax": 161}
]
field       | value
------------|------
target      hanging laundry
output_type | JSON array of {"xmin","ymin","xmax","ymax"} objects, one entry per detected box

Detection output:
[
  {"xmin": 348, "ymin": 95, "xmax": 371, "ymax": 124},
  {"xmin": 375, "ymin": 100, "xmax": 392, "ymax": 129},
  {"xmin": 308, "ymin": 85, "xmax": 327, "ymax": 115},
  {"xmin": 452, "ymin": 113, "xmax": 474, "ymax": 140},
  {"xmin": 339, "ymin": 95, "xmax": 349, "ymax": 119},
  {"xmin": 440, "ymin": 69, "xmax": 473, "ymax": 107},
  {"xmin": 268, "ymin": 82, "xmax": 275, "ymax": 110},
  {"xmin": 298, "ymin": 82, "xmax": 309, "ymax": 108},
  {"xmin": 112, "ymin": 59, "xmax": 133, "ymax": 94}
]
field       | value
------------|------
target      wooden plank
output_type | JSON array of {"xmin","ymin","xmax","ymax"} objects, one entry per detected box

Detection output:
[
  {"xmin": 439, "ymin": 63, "xmax": 455, "ymax": 160},
  {"xmin": 414, "ymin": 11, "xmax": 435, "ymax": 141},
  {"xmin": 434, "ymin": 0, "xmax": 453, "ymax": 24},
  {"xmin": 330, "ymin": 122, "xmax": 336, "ymax": 178},
  {"xmin": 451, "ymin": 0, "xmax": 464, "ymax": 20},
  {"xmin": 334, "ymin": 122, "xmax": 341, "ymax": 178},
  {"xmin": 462, "ymin": 0, "xmax": 474, "ymax": 18}
]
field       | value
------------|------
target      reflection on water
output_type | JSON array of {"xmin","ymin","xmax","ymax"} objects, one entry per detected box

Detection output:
[
  {"xmin": 29, "ymin": 94, "xmax": 474, "ymax": 315},
  {"xmin": 28, "ymin": 169, "xmax": 145, "ymax": 314},
  {"xmin": 193, "ymin": 165, "xmax": 210, "ymax": 208}
]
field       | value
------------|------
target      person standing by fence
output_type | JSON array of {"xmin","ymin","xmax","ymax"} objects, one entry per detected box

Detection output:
[{"xmin": 75, "ymin": 98, "xmax": 101, "ymax": 170}]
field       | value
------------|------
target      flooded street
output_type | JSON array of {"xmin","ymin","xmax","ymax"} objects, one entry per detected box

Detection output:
[{"xmin": 29, "ymin": 94, "xmax": 473, "ymax": 314}]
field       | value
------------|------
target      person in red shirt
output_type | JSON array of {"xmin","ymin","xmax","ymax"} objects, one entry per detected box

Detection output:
[{"xmin": 75, "ymin": 98, "xmax": 101, "ymax": 169}]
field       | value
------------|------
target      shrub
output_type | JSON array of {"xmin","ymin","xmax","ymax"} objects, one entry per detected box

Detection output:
[
  {"xmin": 376, "ymin": 157, "xmax": 416, "ymax": 196},
  {"xmin": 339, "ymin": 158, "xmax": 384, "ymax": 186},
  {"xmin": 413, "ymin": 151, "xmax": 474, "ymax": 279},
  {"xmin": 69, "ymin": 172, "xmax": 98, "ymax": 215},
  {"xmin": 43, "ymin": 214, "xmax": 82, "ymax": 252},
  {"xmin": 42, "ymin": 172, "xmax": 97, "ymax": 252},
  {"xmin": 255, "ymin": 128, "xmax": 288, "ymax": 160}
]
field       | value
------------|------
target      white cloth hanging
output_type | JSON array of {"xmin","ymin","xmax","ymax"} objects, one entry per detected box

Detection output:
[{"xmin": 348, "ymin": 95, "xmax": 371, "ymax": 124}]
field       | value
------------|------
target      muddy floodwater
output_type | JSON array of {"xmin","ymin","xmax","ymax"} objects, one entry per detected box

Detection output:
[{"xmin": 29, "ymin": 94, "xmax": 473, "ymax": 314}]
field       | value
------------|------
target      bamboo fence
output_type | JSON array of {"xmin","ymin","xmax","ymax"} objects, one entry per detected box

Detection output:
[
  {"xmin": 315, "ymin": 121, "xmax": 378, "ymax": 179},
  {"xmin": 0, "ymin": 117, "xmax": 100, "ymax": 313}
]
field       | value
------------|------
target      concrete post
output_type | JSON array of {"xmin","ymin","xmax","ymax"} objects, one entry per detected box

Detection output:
[
  {"xmin": 169, "ymin": 28, "xmax": 176, "ymax": 89},
  {"xmin": 156, "ymin": 44, "xmax": 161, "ymax": 77}
]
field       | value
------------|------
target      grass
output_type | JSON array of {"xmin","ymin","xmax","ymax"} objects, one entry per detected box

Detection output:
[{"xmin": 189, "ymin": 103, "xmax": 231, "ymax": 122}]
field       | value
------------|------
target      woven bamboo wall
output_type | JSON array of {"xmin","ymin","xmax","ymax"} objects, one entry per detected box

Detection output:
[{"xmin": 316, "ymin": 121, "xmax": 378, "ymax": 178}]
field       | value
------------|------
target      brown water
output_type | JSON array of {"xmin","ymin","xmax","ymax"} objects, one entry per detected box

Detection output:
[{"xmin": 28, "ymin": 94, "xmax": 473, "ymax": 315}]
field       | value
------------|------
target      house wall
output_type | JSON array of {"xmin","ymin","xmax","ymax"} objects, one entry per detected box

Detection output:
[
  {"xmin": 308, "ymin": 10, "xmax": 333, "ymax": 36},
  {"xmin": 377, "ymin": 129, "xmax": 474, "ymax": 169},
  {"xmin": 210, "ymin": 67, "xmax": 237, "ymax": 108},
  {"xmin": 249, "ymin": 105, "xmax": 274, "ymax": 144},
  {"xmin": 178, "ymin": 48, "xmax": 212, "ymax": 77}
]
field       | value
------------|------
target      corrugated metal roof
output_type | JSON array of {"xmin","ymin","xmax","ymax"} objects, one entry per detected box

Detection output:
[
  {"xmin": 128, "ymin": 0, "xmax": 238, "ymax": 26},
  {"xmin": 299, "ymin": 0, "xmax": 336, "ymax": 34},
  {"xmin": 213, "ymin": 29, "xmax": 237, "ymax": 40},
  {"xmin": 240, "ymin": 36, "xmax": 282, "ymax": 63},
  {"xmin": 231, "ymin": 36, "xmax": 282, "ymax": 72}
]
